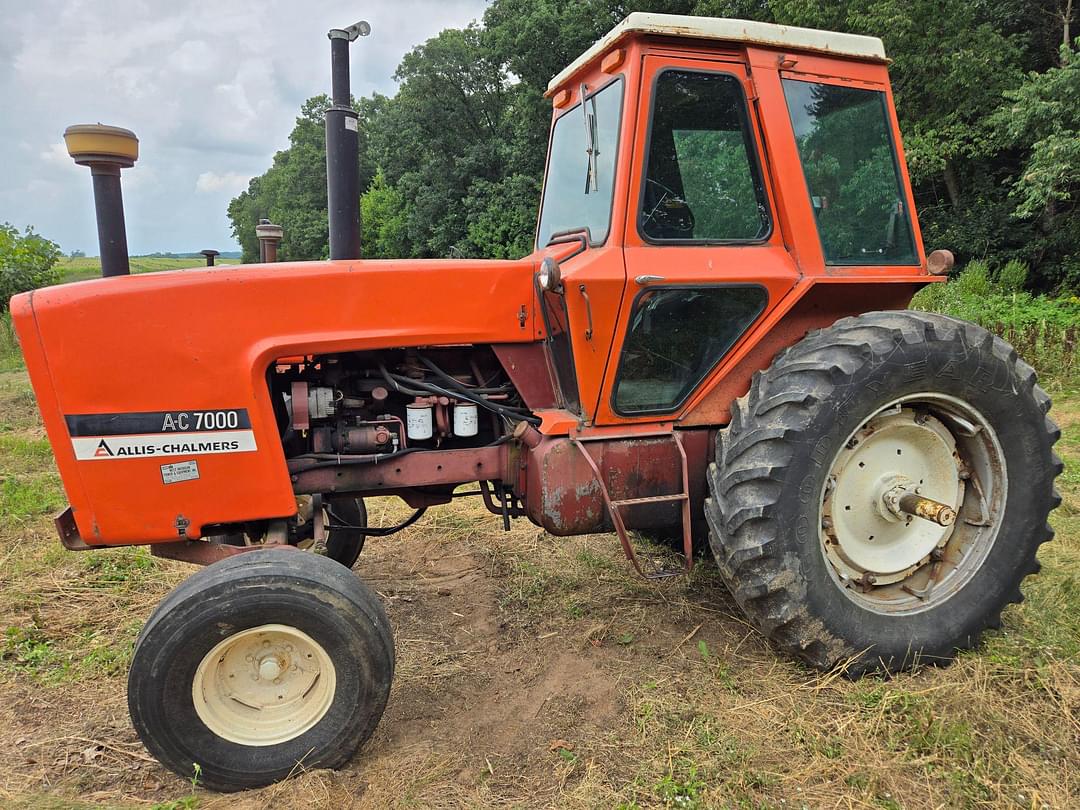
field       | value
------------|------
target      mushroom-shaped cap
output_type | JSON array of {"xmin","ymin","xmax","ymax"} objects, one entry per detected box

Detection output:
[{"xmin": 63, "ymin": 124, "xmax": 139, "ymax": 167}]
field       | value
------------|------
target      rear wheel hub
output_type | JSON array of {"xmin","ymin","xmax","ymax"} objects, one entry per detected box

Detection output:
[
  {"xmin": 819, "ymin": 394, "xmax": 1006, "ymax": 614},
  {"xmin": 823, "ymin": 408, "xmax": 961, "ymax": 583}
]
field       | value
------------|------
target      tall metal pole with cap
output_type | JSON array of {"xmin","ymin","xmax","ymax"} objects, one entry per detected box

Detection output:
[
  {"xmin": 325, "ymin": 21, "xmax": 370, "ymax": 261},
  {"xmin": 63, "ymin": 124, "xmax": 139, "ymax": 277}
]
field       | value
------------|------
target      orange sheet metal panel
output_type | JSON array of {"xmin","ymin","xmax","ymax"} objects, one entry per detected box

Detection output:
[{"xmin": 12, "ymin": 258, "xmax": 536, "ymax": 545}]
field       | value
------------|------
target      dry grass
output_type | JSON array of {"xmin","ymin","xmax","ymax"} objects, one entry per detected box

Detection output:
[{"xmin": 0, "ymin": 368, "xmax": 1077, "ymax": 809}]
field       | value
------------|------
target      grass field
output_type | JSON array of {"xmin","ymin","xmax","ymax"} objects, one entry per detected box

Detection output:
[
  {"xmin": 0, "ymin": 367, "xmax": 1075, "ymax": 810},
  {"xmin": 0, "ymin": 291, "xmax": 1076, "ymax": 807},
  {"xmin": 55, "ymin": 256, "xmax": 241, "ymax": 285}
]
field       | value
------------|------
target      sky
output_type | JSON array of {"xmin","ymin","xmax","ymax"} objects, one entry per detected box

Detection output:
[{"xmin": 0, "ymin": 0, "xmax": 489, "ymax": 256}]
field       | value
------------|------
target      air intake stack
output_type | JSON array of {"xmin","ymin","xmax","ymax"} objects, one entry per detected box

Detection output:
[
  {"xmin": 325, "ymin": 21, "xmax": 370, "ymax": 261},
  {"xmin": 63, "ymin": 124, "xmax": 139, "ymax": 277}
]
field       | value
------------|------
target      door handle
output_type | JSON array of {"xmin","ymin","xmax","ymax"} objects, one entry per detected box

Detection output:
[
  {"xmin": 578, "ymin": 283, "xmax": 593, "ymax": 341},
  {"xmin": 635, "ymin": 274, "xmax": 664, "ymax": 285}
]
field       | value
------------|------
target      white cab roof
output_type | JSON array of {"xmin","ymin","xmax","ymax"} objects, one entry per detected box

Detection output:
[{"xmin": 547, "ymin": 13, "xmax": 887, "ymax": 94}]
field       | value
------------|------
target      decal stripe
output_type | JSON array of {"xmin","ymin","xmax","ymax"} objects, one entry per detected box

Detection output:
[
  {"xmin": 65, "ymin": 409, "xmax": 251, "ymax": 437},
  {"xmin": 71, "ymin": 430, "xmax": 257, "ymax": 461}
]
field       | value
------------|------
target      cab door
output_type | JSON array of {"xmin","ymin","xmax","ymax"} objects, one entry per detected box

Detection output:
[{"xmin": 593, "ymin": 53, "xmax": 800, "ymax": 426}]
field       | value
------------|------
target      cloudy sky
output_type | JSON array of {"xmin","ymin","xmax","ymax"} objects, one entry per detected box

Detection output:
[{"xmin": 0, "ymin": 0, "xmax": 488, "ymax": 255}]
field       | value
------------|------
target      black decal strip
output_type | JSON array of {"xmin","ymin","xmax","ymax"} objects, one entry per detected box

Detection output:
[{"xmin": 65, "ymin": 409, "xmax": 252, "ymax": 437}]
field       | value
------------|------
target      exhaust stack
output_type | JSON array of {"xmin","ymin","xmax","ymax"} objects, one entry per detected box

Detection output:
[
  {"xmin": 255, "ymin": 219, "xmax": 284, "ymax": 263},
  {"xmin": 63, "ymin": 124, "xmax": 139, "ymax": 277},
  {"xmin": 325, "ymin": 21, "xmax": 370, "ymax": 261}
]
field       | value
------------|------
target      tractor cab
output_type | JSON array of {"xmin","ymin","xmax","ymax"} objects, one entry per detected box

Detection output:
[{"xmin": 534, "ymin": 14, "xmax": 926, "ymax": 428}]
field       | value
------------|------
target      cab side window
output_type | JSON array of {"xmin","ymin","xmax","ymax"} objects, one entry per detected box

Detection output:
[
  {"xmin": 782, "ymin": 79, "xmax": 917, "ymax": 265},
  {"xmin": 613, "ymin": 286, "xmax": 767, "ymax": 414},
  {"xmin": 640, "ymin": 70, "xmax": 770, "ymax": 243}
]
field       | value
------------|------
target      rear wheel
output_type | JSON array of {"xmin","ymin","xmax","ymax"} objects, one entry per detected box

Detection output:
[
  {"xmin": 128, "ymin": 547, "xmax": 393, "ymax": 791},
  {"xmin": 705, "ymin": 311, "xmax": 1062, "ymax": 674}
]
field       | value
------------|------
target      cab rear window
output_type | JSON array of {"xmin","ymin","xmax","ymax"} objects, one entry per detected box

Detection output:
[{"xmin": 782, "ymin": 79, "xmax": 917, "ymax": 266}]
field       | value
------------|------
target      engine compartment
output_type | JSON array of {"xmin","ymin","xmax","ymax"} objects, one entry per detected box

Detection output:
[{"xmin": 272, "ymin": 346, "xmax": 537, "ymax": 465}]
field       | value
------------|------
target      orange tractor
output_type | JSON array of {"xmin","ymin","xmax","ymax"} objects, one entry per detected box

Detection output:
[{"xmin": 12, "ymin": 13, "xmax": 1061, "ymax": 791}]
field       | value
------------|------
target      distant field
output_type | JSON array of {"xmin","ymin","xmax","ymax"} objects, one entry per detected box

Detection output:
[{"xmin": 55, "ymin": 256, "xmax": 242, "ymax": 284}]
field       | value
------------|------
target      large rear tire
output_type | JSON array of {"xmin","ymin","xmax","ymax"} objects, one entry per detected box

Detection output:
[
  {"xmin": 128, "ymin": 547, "xmax": 393, "ymax": 791},
  {"xmin": 705, "ymin": 311, "xmax": 1062, "ymax": 675}
]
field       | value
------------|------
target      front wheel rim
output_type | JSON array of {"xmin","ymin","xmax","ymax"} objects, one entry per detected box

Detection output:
[
  {"xmin": 818, "ymin": 393, "xmax": 1006, "ymax": 616},
  {"xmin": 192, "ymin": 623, "xmax": 337, "ymax": 746}
]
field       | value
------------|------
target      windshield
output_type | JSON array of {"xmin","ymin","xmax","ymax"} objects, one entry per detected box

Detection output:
[{"xmin": 536, "ymin": 79, "xmax": 623, "ymax": 248}]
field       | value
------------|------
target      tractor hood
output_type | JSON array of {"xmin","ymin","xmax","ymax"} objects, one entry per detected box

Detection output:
[{"xmin": 11, "ymin": 257, "xmax": 539, "ymax": 544}]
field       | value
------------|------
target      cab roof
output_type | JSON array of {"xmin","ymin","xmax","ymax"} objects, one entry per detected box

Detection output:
[{"xmin": 546, "ymin": 13, "xmax": 888, "ymax": 95}]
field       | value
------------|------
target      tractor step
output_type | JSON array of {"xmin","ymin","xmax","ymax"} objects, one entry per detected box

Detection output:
[
  {"xmin": 571, "ymin": 432, "xmax": 694, "ymax": 579},
  {"xmin": 610, "ymin": 493, "xmax": 689, "ymax": 507}
]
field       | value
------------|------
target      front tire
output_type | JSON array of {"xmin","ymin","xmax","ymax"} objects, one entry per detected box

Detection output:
[
  {"xmin": 128, "ymin": 547, "xmax": 393, "ymax": 791},
  {"xmin": 705, "ymin": 311, "xmax": 1062, "ymax": 674}
]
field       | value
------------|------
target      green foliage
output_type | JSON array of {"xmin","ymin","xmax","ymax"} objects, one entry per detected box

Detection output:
[
  {"xmin": 0, "ymin": 223, "xmax": 61, "ymax": 309},
  {"xmin": 360, "ymin": 171, "xmax": 411, "ymax": 258},
  {"xmin": 0, "ymin": 312, "xmax": 22, "ymax": 371},
  {"xmin": 0, "ymin": 475, "xmax": 66, "ymax": 520},
  {"xmin": 226, "ymin": 0, "xmax": 1078, "ymax": 288},
  {"xmin": 996, "ymin": 258, "xmax": 1029, "ymax": 293},
  {"xmin": 911, "ymin": 261, "xmax": 1080, "ymax": 382},
  {"xmin": 691, "ymin": 0, "xmax": 1078, "ymax": 289},
  {"xmin": 227, "ymin": 96, "xmax": 380, "ymax": 262}
]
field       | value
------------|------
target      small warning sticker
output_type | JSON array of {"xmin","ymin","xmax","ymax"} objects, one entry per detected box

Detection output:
[{"xmin": 161, "ymin": 459, "xmax": 200, "ymax": 485}]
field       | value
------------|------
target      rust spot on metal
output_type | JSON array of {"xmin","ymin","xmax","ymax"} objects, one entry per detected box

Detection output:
[{"xmin": 898, "ymin": 492, "xmax": 956, "ymax": 526}]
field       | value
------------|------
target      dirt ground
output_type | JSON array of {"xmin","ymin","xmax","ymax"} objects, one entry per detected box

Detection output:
[{"xmin": 0, "ymin": 370, "xmax": 1077, "ymax": 809}]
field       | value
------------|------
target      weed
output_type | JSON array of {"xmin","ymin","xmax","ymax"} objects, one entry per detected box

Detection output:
[
  {"xmin": 563, "ymin": 596, "xmax": 585, "ymax": 619},
  {"xmin": 556, "ymin": 747, "xmax": 578, "ymax": 764},
  {"xmin": 151, "ymin": 798, "xmax": 199, "ymax": 810},
  {"xmin": 0, "ymin": 474, "xmax": 65, "ymax": 520},
  {"xmin": 83, "ymin": 547, "xmax": 157, "ymax": 587},
  {"xmin": 654, "ymin": 762, "xmax": 706, "ymax": 809},
  {"xmin": 2, "ymin": 623, "xmax": 61, "ymax": 673},
  {"xmin": 911, "ymin": 263, "xmax": 1080, "ymax": 385},
  {"xmin": 697, "ymin": 639, "xmax": 710, "ymax": 663}
]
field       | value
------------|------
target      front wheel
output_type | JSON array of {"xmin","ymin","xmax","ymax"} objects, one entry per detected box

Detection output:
[
  {"xmin": 706, "ymin": 311, "xmax": 1062, "ymax": 674},
  {"xmin": 290, "ymin": 496, "xmax": 368, "ymax": 568},
  {"xmin": 128, "ymin": 547, "xmax": 394, "ymax": 791}
]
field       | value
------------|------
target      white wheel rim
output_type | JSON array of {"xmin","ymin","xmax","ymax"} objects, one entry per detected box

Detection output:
[
  {"xmin": 824, "ymin": 409, "xmax": 962, "ymax": 582},
  {"xmin": 192, "ymin": 623, "xmax": 336, "ymax": 746},
  {"xmin": 818, "ymin": 394, "xmax": 1006, "ymax": 615}
]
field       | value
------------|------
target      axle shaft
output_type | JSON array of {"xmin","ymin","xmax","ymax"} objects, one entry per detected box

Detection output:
[{"xmin": 894, "ymin": 491, "xmax": 956, "ymax": 526}]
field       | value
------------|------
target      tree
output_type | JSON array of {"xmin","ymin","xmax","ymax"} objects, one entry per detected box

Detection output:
[
  {"xmin": 0, "ymin": 223, "xmax": 61, "ymax": 309},
  {"xmin": 991, "ymin": 41, "xmax": 1080, "ymax": 289},
  {"xmin": 227, "ymin": 95, "xmax": 379, "ymax": 262},
  {"xmin": 360, "ymin": 171, "xmax": 410, "ymax": 258},
  {"xmin": 228, "ymin": 0, "xmax": 1078, "ymax": 289}
]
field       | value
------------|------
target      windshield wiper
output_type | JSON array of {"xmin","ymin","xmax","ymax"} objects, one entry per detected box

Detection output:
[{"xmin": 581, "ymin": 83, "xmax": 599, "ymax": 194}]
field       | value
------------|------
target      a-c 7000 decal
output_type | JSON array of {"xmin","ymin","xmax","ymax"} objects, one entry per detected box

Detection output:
[{"xmin": 65, "ymin": 409, "xmax": 257, "ymax": 461}]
